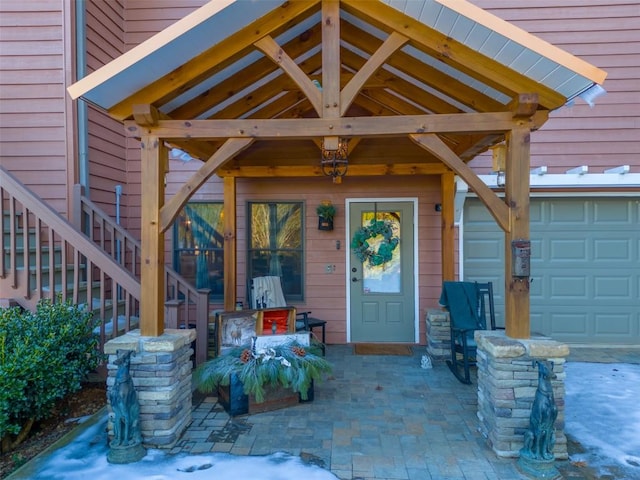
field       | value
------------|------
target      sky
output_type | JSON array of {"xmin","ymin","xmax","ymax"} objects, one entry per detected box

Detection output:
[{"xmin": 14, "ymin": 361, "xmax": 640, "ymax": 480}]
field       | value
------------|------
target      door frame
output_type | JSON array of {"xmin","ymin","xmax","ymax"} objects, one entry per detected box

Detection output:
[{"xmin": 345, "ymin": 197, "xmax": 420, "ymax": 343}]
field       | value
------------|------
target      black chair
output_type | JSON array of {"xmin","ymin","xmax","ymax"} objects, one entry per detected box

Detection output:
[
  {"xmin": 439, "ymin": 281, "xmax": 496, "ymax": 384},
  {"xmin": 295, "ymin": 312, "xmax": 327, "ymax": 356},
  {"xmin": 476, "ymin": 282, "xmax": 499, "ymax": 331}
]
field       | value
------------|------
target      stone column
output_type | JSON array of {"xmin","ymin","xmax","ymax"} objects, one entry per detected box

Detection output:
[
  {"xmin": 425, "ymin": 308, "xmax": 450, "ymax": 360},
  {"xmin": 475, "ymin": 330, "xmax": 569, "ymax": 459},
  {"xmin": 105, "ymin": 328, "xmax": 196, "ymax": 449}
]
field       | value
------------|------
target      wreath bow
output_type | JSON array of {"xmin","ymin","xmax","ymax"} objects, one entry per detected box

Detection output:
[{"xmin": 351, "ymin": 220, "xmax": 399, "ymax": 267}]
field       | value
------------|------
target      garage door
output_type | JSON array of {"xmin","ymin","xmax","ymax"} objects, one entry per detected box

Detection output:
[{"xmin": 463, "ymin": 197, "xmax": 640, "ymax": 344}]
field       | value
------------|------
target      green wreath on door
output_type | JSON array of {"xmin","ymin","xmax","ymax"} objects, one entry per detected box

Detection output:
[{"xmin": 350, "ymin": 220, "xmax": 399, "ymax": 267}]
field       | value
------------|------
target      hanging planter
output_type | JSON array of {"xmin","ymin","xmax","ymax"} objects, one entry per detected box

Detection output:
[{"xmin": 316, "ymin": 202, "xmax": 336, "ymax": 231}]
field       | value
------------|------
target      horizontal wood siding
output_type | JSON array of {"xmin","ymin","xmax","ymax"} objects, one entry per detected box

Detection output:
[
  {"xmin": 84, "ymin": 1, "xmax": 127, "ymax": 224},
  {"xmin": 165, "ymin": 170, "xmax": 443, "ymax": 345},
  {"xmin": 124, "ymin": 0, "xmax": 206, "ymax": 46},
  {"xmin": 121, "ymin": 0, "xmax": 206, "ymax": 236},
  {"xmin": 0, "ymin": 0, "xmax": 70, "ymax": 215},
  {"xmin": 469, "ymin": 1, "xmax": 640, "ymax": 174}
]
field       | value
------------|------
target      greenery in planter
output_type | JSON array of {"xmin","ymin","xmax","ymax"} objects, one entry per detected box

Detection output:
[
  {"xmin": 0, "ymin": 298, "xmax": 103, "ymax": 452},
  {"xmin": 316, "ymin": 203, "xmax": 336, "ymax": 220},
  {"xmin": 194, "ymin": 340, "xmax": 332, "ymax": 403}
]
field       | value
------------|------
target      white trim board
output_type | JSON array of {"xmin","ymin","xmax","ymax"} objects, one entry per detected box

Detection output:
[
  {"xmin": 477, "ymin": 173, "xmax": 640, "ymax": 189},
  {"xmin": 344, "ymin": 198, "xmax": 420, "ymax": 344}
]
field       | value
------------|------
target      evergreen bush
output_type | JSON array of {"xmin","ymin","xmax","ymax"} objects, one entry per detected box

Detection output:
[{"xmin": 0, "ymin": 298, "xmax": 103, "ymax": 452}]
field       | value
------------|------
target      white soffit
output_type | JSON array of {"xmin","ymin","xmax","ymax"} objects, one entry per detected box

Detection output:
[
  {"xmin": 67, "ymin": 0, "xmax": 282, "ymax": 108},
  {"xmin": 382, "ymin": 0, "xmax": 607, "ymax": 103}
]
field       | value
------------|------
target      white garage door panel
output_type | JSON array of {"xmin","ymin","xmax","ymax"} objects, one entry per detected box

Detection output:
[{"xmin": 464, "ymin": 197, "xmax": 640, "ymax": 345}]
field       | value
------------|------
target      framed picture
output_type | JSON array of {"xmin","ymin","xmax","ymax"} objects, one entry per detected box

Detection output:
[{"xmin": 217, "ymin": 310, "xmax": 263, "ymax": 354}]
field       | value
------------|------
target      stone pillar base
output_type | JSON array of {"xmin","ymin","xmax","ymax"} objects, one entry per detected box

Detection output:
[
  {"xmin": 426, "ymin": 308, "xmax": 450, "ymax": 360},
  {"xmin": 475, "ymin": 330, "xmax": 569, "ymax": 460},
  {"xmin": 105, "ymin": 328, "xmax": 196, "ymax": 449}
]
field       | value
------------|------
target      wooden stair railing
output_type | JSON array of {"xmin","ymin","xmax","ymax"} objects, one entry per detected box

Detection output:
[
  {"xmin": 1, "ymin": 167, "xmax": 209, "ymax": 366},
  {"xmin": 71, "ymin": 184, "xmax": 210, "ymax": 365}
]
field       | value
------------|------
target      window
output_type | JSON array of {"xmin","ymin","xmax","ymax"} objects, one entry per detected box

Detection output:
[
  {"xmin": 248, "ymin": 202, "xmax": 304, "ymax": 301},
  {"xmin": 173, "ymin": 202, "xmax": 224, "ymax": 298}
]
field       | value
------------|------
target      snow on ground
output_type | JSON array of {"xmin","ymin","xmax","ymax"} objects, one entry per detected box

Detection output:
[
  {"xmin": 24, "ymin": 416, "xmax": 337, "ymax": 480},
  {"xmin": 17, "ymin": 361, "xmax": 640, "ymax": 480},
  {"xmin": 565, "ymin": 362, "xmax": 640, "ymax": 479}
]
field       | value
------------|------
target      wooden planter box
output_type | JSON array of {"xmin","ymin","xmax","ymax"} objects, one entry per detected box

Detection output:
[{"xmin": 218, "ymin": 373, "xmax": 314, "ymax": 416}]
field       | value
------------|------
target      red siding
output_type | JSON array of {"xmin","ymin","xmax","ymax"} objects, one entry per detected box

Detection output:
[
  {"xmin": 165, "ymin": 171, "xmax": 444, "ymax": 345},
  {"xmin": 1, "ymin": 1, "xmax": 638, "ymax": 343},
  {"xmin": 0, "ymin": 0, "xmax": 71, "ymax": 216},
  {"xmin": 84, "ymin": 1, "xmax": 127, "ymax": 223},
  {"xmin": 469, "ymin": 1, "xmax": 640, "ymax": 174}
]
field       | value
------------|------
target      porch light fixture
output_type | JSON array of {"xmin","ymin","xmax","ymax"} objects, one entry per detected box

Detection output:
[
  {"xmin": 491, "ymin": 143, "xmax": 506, "ymax": 188},
  {"xmin": 321, "ymin": 138, "xmax": 349, "ymax": 184}
]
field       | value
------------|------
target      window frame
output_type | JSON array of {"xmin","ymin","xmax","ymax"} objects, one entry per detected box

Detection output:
[
  {"xmin": 247, "ymin": 201, "xmax": 305, "ymax": 302},
  {"xmin": 172, "ymin": 201, "xmax": 225, "ymax": 300}
]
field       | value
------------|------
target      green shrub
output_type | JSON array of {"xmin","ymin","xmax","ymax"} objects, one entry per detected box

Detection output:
[{"xmin": 0, "ymin": 298, "xmax": 103, "ymax": 452}]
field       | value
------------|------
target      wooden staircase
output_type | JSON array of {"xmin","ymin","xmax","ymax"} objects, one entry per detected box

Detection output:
[{"xmin": 1, "ymin": 166, "xmax": 210, "ymax": 365}]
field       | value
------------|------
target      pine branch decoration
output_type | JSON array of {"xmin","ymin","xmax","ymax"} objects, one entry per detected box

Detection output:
[{"xmin": 194, "ymin": 341, "xmax": 332, "ymax": 403}]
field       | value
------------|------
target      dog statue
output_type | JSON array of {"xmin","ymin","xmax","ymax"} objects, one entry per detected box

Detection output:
[
  {"xmin": 108, "ymin": 349, "xmax": 142, "ymax": 447},
  {"xmin": 521, "ymin": 360, "xmax": 558, "ymax": 460}
]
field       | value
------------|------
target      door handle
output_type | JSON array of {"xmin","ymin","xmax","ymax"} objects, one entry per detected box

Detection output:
[{"xmin": 352, "ymin": 277, "xmax": 360, "ymax": 282}]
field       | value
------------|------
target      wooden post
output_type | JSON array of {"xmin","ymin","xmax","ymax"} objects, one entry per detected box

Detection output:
[
  {"xmin": 441, "ymin": 172, "xmax": 455, "ymax": 281},
  {"xmin": 140, "ymin": 135, "xmax": 166, "ymax": 336},
  {"xmin": 504, "ymin": 126, "xmax": 531, "ymax": 339},
  {"xmin": 223, "ymin": 176, "xmax": 237, "ymax": 311}
]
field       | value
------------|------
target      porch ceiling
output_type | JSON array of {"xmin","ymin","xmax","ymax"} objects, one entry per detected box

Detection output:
[{"xmin": 68, "ymin": 0, "xmax": 606, "ymax": 166}]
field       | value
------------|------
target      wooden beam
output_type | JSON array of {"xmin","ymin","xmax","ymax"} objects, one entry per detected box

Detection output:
[
  {"xmin": 105, "ymin": 1, "xmax": 321, "ymax": 120},
  {"xmin": 340, "ymin": 31, "xmax": 409, "ymax": 116},
  {"xmin": 256, "ymin": 92, "xmax": 310, "ymax": 119},
  {"xmin": 456, "ymin": 133, "xmax": 505, "ymax": 161},
  {"xmin": 170, "ymin": 23, "xmax": 323, "ymax": 119},
  {"xmin": 437, "ymin": 0, "xmax": 607, "ymax": 86},
  {"xmin": 139, "ymin": 135, "xmax": 166, "ymax": 336},
  {"xmin": 216, "ymin": 162, "xmax": 448, "ymax": 178},
  {"xmin": 254, "ymin": 35, "xmax": 322, "ymax": 116},
  {"xmin": 133, "ymin": 103, "xmax": 161, "ymax": 126},
  {"xmin": 348, "ymin": 92, "xmax": 399, "ymax": 116},
  {"xmin": 410, "ymin": 133, "xmax": 510, "ymax": 233},
  {"xmin": 209, "ymin": 52, "xmax": 323, "ymax": 120},
  {"xmin": 504, "ymin": 126, "xmax": 531, "ymax": 339},
  {"xmin": 125, "ymin": 111, "xmax": 549, "ymax": 140},
  {"xmin": 159, "ymin": 138, "xmax": 254, "ymax": 232},
  {"xmin": 341, "ymin": 19, "xmax": 505, "ymax": 113},
  {"xmin": 341, "ymin": 0, "xmax": 567, "ymax": 110},
  {"xmin": 510, "ymin": 93, "xmax": 539, "ymax": 119},
  {"xmin": 223, "ymin": 177, "xmax": 237, "ymax": 311},
  {"xmin": 132, "ymin": 104, "xmax": 217, "ymax": 160},
  {"xmin": 322, "ymin": 0, "xmax": 341, "ymax": 120},
  {"xmin": 440, "ymin": 172, "xmax": 455, "ymax": 281}
]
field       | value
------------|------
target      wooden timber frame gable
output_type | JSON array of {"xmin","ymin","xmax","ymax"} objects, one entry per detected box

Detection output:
[{"xmin": 70, "ymin": 0, "xmax": 607, "ymax": 342}]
